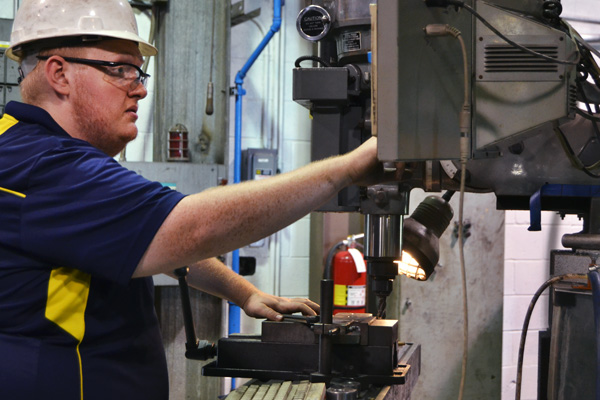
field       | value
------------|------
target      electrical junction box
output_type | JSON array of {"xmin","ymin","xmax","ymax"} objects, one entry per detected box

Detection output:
[
  {"xmin": 241, "ymin": 148, "xmax": 278, "ymax": 251},
  {"xmin": 242, "ymin": 148, "xmax": 278, "ymax": 181}
]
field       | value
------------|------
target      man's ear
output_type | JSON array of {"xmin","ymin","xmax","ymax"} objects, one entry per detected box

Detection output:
[{"xmin": 43, "ymin": 56, "xmax": 72, "ymax": 96}]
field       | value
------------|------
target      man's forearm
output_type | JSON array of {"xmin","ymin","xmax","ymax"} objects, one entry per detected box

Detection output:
[
  {"xmin": 165, "ymin": 257, "xmax": 257, "ymax": 307},
  {"xmin": 135, "ymin": 138, "xmax": 385, "ymax": 278},
  {"xmin": 164, "ymin": 258, "xmax": 320, "ymax": 321}
]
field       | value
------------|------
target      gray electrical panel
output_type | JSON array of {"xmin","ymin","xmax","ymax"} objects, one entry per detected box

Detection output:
[
  {"xmin": 375, "ymin": 0, "xmax": 575, "ymax": 162},
  {"xmin": 120, "ymin": 161, "xmax": 227, "ymax": 197},
  {"xmin": 376, "ymin": 0, "xmax": 471, "ymax": 161},
  {"xmin": 242, "ymin": 148, "xmax": 278, "ymax": 181},
  {"xmin": 119, "ymin": 161, "xmax": 227, "ymax": 286}
]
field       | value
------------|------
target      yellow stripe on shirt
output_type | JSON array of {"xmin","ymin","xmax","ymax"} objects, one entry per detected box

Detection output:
[
  {"xmin": 0, "ymin": 187, "xmax": 26, "ymax": 198},
  {"xmin": 0, "ymin": 114, "xmax": 26, "ymax": 198},
  {"xmin": 0, "ymin": 113, "xmax": 18, "ymax": 135},
  {"xmin": 46, "ymin": 267, "xmax": 92, "ymax": 400}
]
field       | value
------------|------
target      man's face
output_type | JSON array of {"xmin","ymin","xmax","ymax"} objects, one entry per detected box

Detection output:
[{"xmin": 69, "ymin": 40, "xmax": 148, "ymax": 156}]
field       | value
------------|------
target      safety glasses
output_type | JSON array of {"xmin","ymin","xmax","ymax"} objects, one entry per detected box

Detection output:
[{"xmin": 36, "ymin": 55, "xmax": 150, "ymax": 90}]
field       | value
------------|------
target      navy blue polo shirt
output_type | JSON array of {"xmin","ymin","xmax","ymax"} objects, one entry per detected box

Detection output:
[{"xmin": 0, "ymin": 101, "xmax": 186, "ymax": 399}]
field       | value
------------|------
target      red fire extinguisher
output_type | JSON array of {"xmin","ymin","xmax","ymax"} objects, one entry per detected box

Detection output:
[{"xmin": 331, "ymin": 246, "xmax": 366, "ymax": 314}]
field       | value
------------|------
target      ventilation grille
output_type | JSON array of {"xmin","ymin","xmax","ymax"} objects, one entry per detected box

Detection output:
[
  {"xmin": 484, "ymin": 45, "xmax": 560, "ymax": 73},
  {"xmin": 569, "ymin": 83, "xmax": 578, "ymax": 112}
]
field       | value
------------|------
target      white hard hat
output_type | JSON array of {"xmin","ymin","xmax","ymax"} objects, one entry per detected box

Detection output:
[{"xmin": 6, "ymin": 0, "xmax": 157, "ymax": 62}]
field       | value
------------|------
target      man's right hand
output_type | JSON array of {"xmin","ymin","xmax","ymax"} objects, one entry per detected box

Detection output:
[{"xmin": 342, "ymin": 136, "xmax": 405, "ymax": 187}]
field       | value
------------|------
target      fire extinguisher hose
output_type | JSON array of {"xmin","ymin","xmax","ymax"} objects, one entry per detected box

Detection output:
[{"xmin": 324, "ymin": 240, "xmax": 346, "ymax": 280}]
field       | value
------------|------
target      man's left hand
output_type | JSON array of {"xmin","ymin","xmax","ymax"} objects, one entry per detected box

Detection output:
[{"xmin": 242, "ymin": 291, "xmax": 320, "ymax": 321}]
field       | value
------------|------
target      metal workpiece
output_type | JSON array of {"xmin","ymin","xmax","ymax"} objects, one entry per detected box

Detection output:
[{"xmin": 261, "ymin": 320, "xmax": 317, "ymax": 344}]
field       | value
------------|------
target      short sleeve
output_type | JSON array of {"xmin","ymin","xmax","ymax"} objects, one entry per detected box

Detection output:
[{"xmin": 20, "ymin": 146, "xmax": 185, "ymax": 284}]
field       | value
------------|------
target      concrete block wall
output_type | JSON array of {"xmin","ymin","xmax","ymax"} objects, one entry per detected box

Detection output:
[{"xmin": 502, "ymin": 211, "xmax": 584, "ymax": 399}]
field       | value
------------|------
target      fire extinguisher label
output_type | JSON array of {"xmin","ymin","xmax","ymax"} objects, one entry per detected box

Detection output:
[
  {"xmin": 333, "ymin": 284, "xmax": 347, "ymax": 306},
  {"xmin": 347, "ymin": 285, "xmax": 366, "ymax": 306},
  {"xmin": 347, "ymin": 248, "xmax": 367, "ymax": 273},
  {"xmin": 334, "ymin": 285, "xmax": 366, "ymax": 307}
]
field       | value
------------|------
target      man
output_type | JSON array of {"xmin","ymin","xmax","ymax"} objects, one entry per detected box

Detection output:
[{"xmin": 0, "ymin": 0, "xmax": 398, "ymax": 399}]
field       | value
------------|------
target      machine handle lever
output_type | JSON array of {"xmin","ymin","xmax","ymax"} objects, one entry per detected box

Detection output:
[{"xmin": 174, "ymin": 266, "xmax": 217, "ymax": 360}]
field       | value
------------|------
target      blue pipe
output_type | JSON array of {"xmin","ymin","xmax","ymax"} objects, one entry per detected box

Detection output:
[
  {"xmin": 234, "ymin": 2, "xmax": 282, "ymax": 89},
  {"xmin": 588, "ymin": 267, "xmax": 600, "ymax": 400},
  {"xmin": 229, "ymin": 0, "xmax": 283, "ymax": 357}
]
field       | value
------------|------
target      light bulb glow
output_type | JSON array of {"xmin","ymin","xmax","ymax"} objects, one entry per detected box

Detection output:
[{"xmin": 396, "ymin": 251, "xmax": 427, "ymax": 281}]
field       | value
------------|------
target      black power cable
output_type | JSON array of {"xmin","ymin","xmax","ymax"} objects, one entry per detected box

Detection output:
[
  {"xmin": 294, "ymin": 55, "xmax": 332, "ymax": 68},
  {"xmin": 515, "ymin": 274, "xmax": 587, "ymax": 400},
  {"xmin": 554, "ymin": 123, "xmax": 600, "ymax": 178}
]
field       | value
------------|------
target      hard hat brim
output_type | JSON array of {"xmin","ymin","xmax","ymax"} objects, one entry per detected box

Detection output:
[{"xmin": 6, "ymin": 31, "xmax": 157, "ymax": 62}]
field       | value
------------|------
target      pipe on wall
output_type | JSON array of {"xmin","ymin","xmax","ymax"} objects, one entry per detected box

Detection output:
[{"xmin": 230, "ymin": 0, "xmax": 283, "ymax": 348}]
